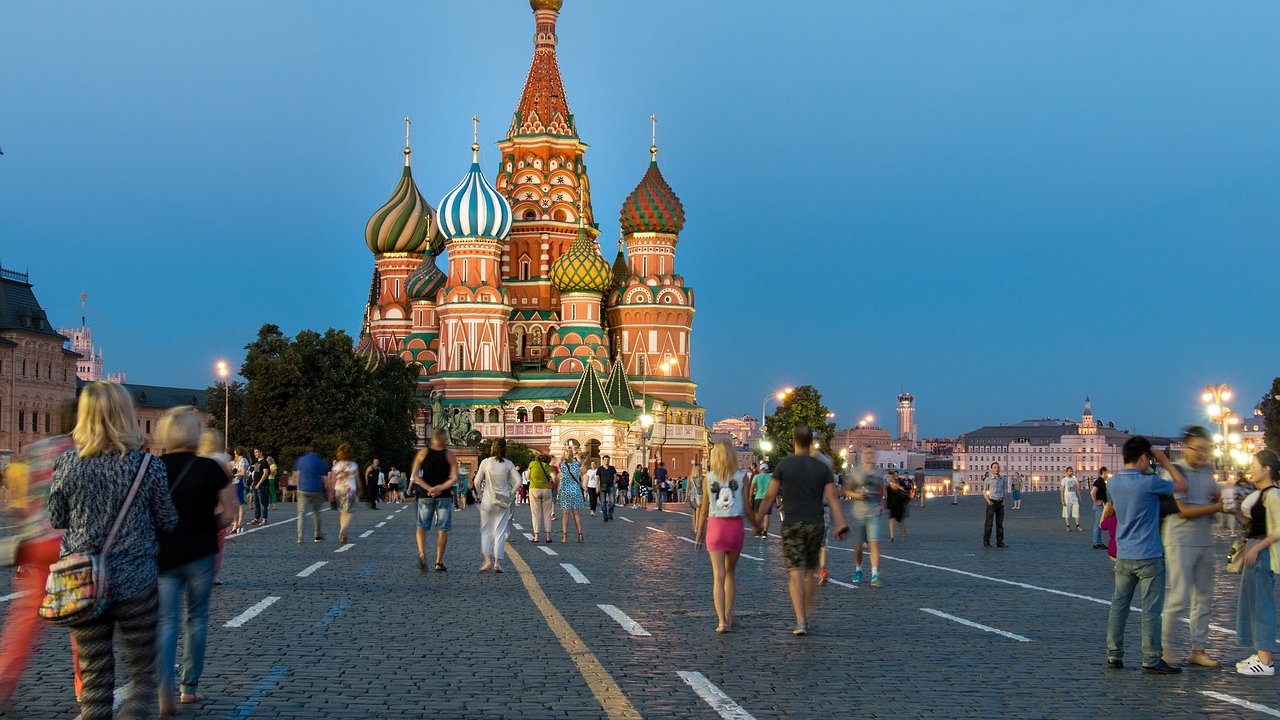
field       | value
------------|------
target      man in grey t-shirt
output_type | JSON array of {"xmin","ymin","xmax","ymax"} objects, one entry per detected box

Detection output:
[
  {"xmin": 845, "ymin": 451, "xmax": 886, "ymax": 586},
  {"xmin": 1161, "ymin": 426, "xmax": 1225, "ymax": 667}
]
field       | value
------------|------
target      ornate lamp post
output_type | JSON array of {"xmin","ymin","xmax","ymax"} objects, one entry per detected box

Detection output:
[
  {"xmin": 1202, "ymin": 384, "xmax": 1244, "ymax": 473},
  {"xmin": 759, "ymin": 387, "xmax": 793, "ymax": 457},
  {"xmin": 216, "ymin": 361, "xmax": 230, "ymax": 451}
]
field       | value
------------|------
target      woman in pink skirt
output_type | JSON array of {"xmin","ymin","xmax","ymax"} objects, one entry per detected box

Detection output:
[{"xmin": 694, "ymin": 440, "xmax": 749, "ymax": 634}]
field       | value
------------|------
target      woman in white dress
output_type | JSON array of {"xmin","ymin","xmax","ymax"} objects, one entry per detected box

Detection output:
[{"xmin": 476, "ymin": 439, "xmax": 523, "ymax": 573}]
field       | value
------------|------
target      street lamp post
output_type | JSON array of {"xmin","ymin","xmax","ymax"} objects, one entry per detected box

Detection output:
[
  {"xmin": 216, "ymin": 361, "xmax": 230, "ymax": 451},
  {"xmin": 1202, "ymin": 383, "xmax": 1245, "ymax": 473},
  {"xmin": 759, "ymin": 387, "xmax": 793, "ymax": 456}
]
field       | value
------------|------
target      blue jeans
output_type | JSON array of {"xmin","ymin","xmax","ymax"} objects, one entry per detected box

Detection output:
[
  {"xmin": 601, "ymin": 486, "xmax": 615, "ymax": 519},
  {"xmin": 417, "ymin": 496, "xmax": 454, "ymax": 531},
  {"xmin": 253, "ymin": 485, "xmax": 269, "ymax": 520},
  {"xmin": 1107, "ymin": 557, "xmax": 1166, "ymax": 666},
  {"xmin": 1237, "ymin": 547, "xmax": 1277, "ymax": 653},
  {"xmin": 1092, "ymin": 503, "xmax": 1105, "ymax": 546},
  {"xmin": 157, "ymin": 553, "xmax": 217, "ymax": 697}
]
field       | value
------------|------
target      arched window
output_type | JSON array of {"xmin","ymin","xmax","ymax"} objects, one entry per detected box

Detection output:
[
  {"xmin": 523, "ymin": 210, "xmax": 537, "ymax": 220},
  {"xmin": 520, "ymin": 259, "xmax": 531, "ymax": 280},
  {"xmin": 553, "ymin": 209, "xmax": 566, "ymax": 222},
  {"xmin": 532, "ymin": 406, "xmax": 545, "ymax": 422},
  {"xmin": 488, "ymin": 409, "xmax": 499, "ymax": 423},
  {"xmin": 517, "ymin": 407, "xmax": 528, "ymax": 423},
  {"xmin": 474, "ymin": 409, "xmax": 485, "ymax": 423}
]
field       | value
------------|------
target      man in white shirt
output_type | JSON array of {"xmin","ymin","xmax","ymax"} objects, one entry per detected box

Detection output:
[
  {"xmin": 585, "ymin": 461, "xmax": 600, "ymax": 517},
  {"xmin": 1061, "ymin": 467, "xmax": 1082, "ymax": 532}
]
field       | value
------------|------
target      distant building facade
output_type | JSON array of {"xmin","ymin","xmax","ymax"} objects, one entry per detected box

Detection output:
[
  {"xmin": 0, "ymin": 266, "xmax": 80, "ymax": 465},
  {"xmin": 897, "ymin": 392, "xmax": 917, "ymax": 445},
  {"xmin": 710, "ymin": 415, "xmax": 759, "ymax": 447},
  {"xmin": 60, "ymin": 295, "xmax": 126, "ymax": 383},
  {"xmin": 953, "ymin": 397, "xmax": 1178, "ymax": 492}
]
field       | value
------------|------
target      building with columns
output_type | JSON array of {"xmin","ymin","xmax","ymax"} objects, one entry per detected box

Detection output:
[{"xmin": 354, "ymin": 0, "xmax": 706, "ymax": 473}]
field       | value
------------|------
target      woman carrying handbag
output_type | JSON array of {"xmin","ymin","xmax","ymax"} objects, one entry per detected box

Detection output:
[
  {"xmin": 47, "ymin": 381, "xmax": 178, "ymax": 720},
  {"xmin": 476, "ymin": 439, "xmax": 523, "ymax": 573}
]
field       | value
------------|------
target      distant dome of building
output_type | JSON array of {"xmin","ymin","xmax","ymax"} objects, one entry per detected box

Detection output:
[
  {"xmin": 550, "ymin": 226, "xmax": 613, "ymax": 294},
  {"xmin": 364, "ymin": 148, "xmax": 444, "ymax": 255},
  {"xmin": 404, "ymin": 254, "xmax": 446, "ymax": 302},
  {"xmin": 620, "ymin": 155, "xmax": 684, "ymax": 235},
  {"xmin": 438, "ymin": 145, "xmax": 513, "ymax": 241}
]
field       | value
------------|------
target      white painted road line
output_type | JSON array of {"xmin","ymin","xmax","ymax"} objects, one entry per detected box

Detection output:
[
  {"xmin": 335, "ymin": 544, "xmax": 355, "ymax": 553},
  {"xmin": 677, "ymin": 671, "xmax": 755, "ymax": 720},
  {"xmin": 1202, "ymin": 691, "xmax": 1280, "ymax": 717},
  {"xmin": 664, "ymin": 509, "xmax": 693, "ymax": 517},
  {"xmin": 646, "ymin": 526, "xmax": 668, "ymax": 534},
  {"xmin": 618, "ymin": 516, "xmax": 634, "ymax": 523},
  {"xmin": 385, "ymin": 515, "xmax": 395, "ymax": 520},
  {"xmin": 561, "ymin": 563, "xmax": 590, "ymax": 584},
  {"xmin": 828, "ymin": 578, "xmax": 858, "ymax": 590},
  {"xmin": 678, "ymin": 536, "xmax": 696, "ymax": 544},
  {"xmin": 0, "ymin": 591, "xmax": 30, "ymax": 603},
  {"xmin": 740, "ymin": 553, "xmax": 762, "ymax": 561},
  {"xmin": 376, "ymin": 522, "xmax": 387, "ymax": 528},
  {"xmin": 523, "ymin": 532, "xmax": 535, "ymax": 541},
  {"xmin": 295, "ymin": 561, "xmax": 328, "ymax": 578},
  {"xmin": 599, "ymin": 604, "xmax": 651, "ymax": 636},
  {"xmin": 225, "ymin": 597, "xmax": 281, "ymax": 628},
  {"xmin": 513, "ymin": 522, "xmax": 524, "ymax": 530},
  {"xmin": 359, "ymin": 530, "xmax": 374, "ymax": 538},
  {"xmin": 539, "ymin": 546, "xmax": 558, "ymax": 556},
  {"xmin": 226, "ymin": 510, "xmax": 326, "ymax": 539},
  {"xmin": 920, "ymin": 608, "xmax": 1031, "ymax": 642}
]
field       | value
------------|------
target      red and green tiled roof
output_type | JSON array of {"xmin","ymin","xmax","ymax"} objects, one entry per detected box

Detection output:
[
  {"xmin": 620, "ymin": 160, "xmax": 684, "ymax": 235},
  {"xmin": 562, "ymin": 363, "xmax": 611, "ymax": 416},
  {"xmin": 603, "ymin": 357, "xmax": 637, "ymax": 412}
]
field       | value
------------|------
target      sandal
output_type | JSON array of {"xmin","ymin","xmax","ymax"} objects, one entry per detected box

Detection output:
[
  {"xmin": 561, "ymin": 532, "xmax": 567, "ymax": 544},
  {"xmin": 180, "ymin": 693, "xmax": 207, "ymax": 704},
  {"xmin": 434, "ymin": 563, "xmax": 447, "ymax": 572},
  {"xmin": 577, "ymin": 531, "xmax": 584, "ymax": 543}
]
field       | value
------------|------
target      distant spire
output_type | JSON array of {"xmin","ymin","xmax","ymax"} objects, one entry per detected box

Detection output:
[
  {"xmin": 649, "ymin": 114, "xmax": 658, "ymax": 162},
  {"xmin": 403, "ymin": 115, "xmax": 412, "ymax": 166},
  {"xmin": 471, "ymin": 115, "xmax": 480, "ymax": 162},
  {"xmin": 80, "ymin": 292, "xmax": 87, "ymax": 325}
]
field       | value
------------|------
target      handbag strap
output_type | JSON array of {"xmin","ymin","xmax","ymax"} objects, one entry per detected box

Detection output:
[{"xmin": 101, "ymin": 454, "xmax": 151, "ymax": 559}]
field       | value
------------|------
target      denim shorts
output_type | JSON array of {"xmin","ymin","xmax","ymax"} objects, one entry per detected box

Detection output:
[
  {"xmin": 417, "ymin": 496, "xmax": 453, "ymax": 531},
  {"xmin": 851, "ymin": 512, "xmax": 883, "ymax": 545}
]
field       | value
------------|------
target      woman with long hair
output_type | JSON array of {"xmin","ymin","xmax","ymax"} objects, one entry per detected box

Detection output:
[
  {"xmin": 1235, "ymin": 450, "xmax": 1280, "ymax": 676},
  {"xmin": 48, "ymin": 381, "xmax": 179, "ymax": 720},
  {"xmin": 476, "ymin": 439, "xmax": 523, "ymax": 572},
  {"xmin": 636, "ymin": 464, "xmax": 652, "ymax": 510},
  {"xmin": 155, "ymin": 408, "xmax": 238, "ymax": 714},
  {"xmin": 886, "ymin": 471, "xmax": 910, "ymax": 542},
  {"xmin": 559, "ymin": 442, "xmax": 586, "ymax": 543},
  {"xmin": 229, "ymin": 447, "xmax": 249, "ymax": 533},
  {"xmin": 331, "ymin": 443, "xmax": 359, "ymax": 543},
  {"xmin": 693, "ymin": 440, "xmax": 749, "ymax": 633}
]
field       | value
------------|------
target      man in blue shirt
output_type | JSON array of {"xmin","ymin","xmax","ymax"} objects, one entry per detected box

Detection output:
[
  {"xmin": 1105, "ymin": 436, "xmax": 1188, "ymax": 674},
  {"xmin": 654, "ymin": 461, "xmax": 668, "ymax": 511},
  {"xmin": 293, "ymin": 444, "xmax": 329, "ymax": 543}
]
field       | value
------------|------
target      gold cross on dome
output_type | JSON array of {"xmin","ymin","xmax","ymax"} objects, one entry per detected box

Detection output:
[
  {"xmin": 649, "ymin": 114, "xmax": 658, "ymax": 160},
  {"xmin": 404, "ymin": 116, "xmax": 411, "ymax": 148}
]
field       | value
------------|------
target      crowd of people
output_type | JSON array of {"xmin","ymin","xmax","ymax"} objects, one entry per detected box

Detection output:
[{"xmin": 4, "ymin": 384, "xmax": 1280, "ymax": 717}]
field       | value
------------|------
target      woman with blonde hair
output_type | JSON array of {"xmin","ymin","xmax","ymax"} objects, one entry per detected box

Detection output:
[
  {"xmin": 475, "ymin": 439, "xmax": 523, "ymax": 572},
  {"xmin": 331, "ymin": 443, "xmax": 359, "ymax": 543},
  {"xmin": 155, "ymin": 407, "xmax": 238, "ymax": 714},
  {"xmin": 693, "ymin": 440, "xmax": 749, "ymax": 633},
  {"xmin": 49, "ymin": 381, "xmax": 178, "ymax": 720}
]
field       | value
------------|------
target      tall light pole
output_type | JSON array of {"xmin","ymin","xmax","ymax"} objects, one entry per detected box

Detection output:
[
  {"xmin": 216, "ymin": 361, "xmax": 230, "ymax": 451},
  {"xmin": 1202, "ymin": 383, "xmax": 1243, "ymax": 473},
  {"xmin": 759, "ymin": 387, "xmax": 794, "ymax": 457}
]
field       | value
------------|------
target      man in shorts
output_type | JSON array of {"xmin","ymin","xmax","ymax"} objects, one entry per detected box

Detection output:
[
  {"xmin": 845, "ymin": 450, "xmax": 885, "ymax": 587},
  {"xmin": 1062, "ymin": 467, "xmax": 1083, "ymax": 532},
  {"xmin": 753, "ymin": 426, "xmax": 848, "ymax": 636},
  {"xmin": 409, "ymin": 430, "xmax": 457, "ymax": 572}
]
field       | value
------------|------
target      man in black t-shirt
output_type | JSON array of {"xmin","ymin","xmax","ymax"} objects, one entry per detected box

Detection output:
[
  {"xmin": 753, "ymin": 425, "xmax": 848, "ymax": 636},
  {"xmin": 598, "ymin": 455, "xmax": 618, "ymax": 522},
  {"xmin": 364, "ymin": 459, "xmax": 382, "ymax": 510},
  {"xmin": 1091, "ymin": 468, "xmax": 1110, "ymax": 549},
  {"xmin": 251, "ymin": 448, "xmax": 271, "ymax": 525}
]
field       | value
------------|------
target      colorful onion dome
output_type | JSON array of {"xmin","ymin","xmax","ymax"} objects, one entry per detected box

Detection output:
[
  {"xmin": 550, "ymin": 225, "xmax": 613, "ymax": 294},
  {"xmin": 530, "ymin": 0, "xmax": 563, "ymax": 11},
  {"xmin": 611, "ymin": 243, "xmax": 630, "ymax": 285},
  {"xmin": 438, "ymin": 143, "xmax": 513, "ymax": 241},
  {"xmin": 365, "ymin": 148, "xmax": 444, "ymax": 255},
  {"xmin": 404, "ymin": 253, "xmax": 446, "ymax": 302},
  {"xmin": 354, "ymin": 332, "xmax": 384, "ymax": 372},
  {"xmin": 619, "ymin": 152, "xmax": 685, "ymax": 236}
]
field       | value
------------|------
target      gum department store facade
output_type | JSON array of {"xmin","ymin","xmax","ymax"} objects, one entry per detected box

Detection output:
[{"xmin": 355, "ymin": 0, "xmax": 707, "ymax": 472}]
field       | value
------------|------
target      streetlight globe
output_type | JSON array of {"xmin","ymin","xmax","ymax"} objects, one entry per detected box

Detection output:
[
  {"xmin": 1222, "ymin": 389, "xmax": 1233, "ymax": 401},
  {"xmin": 1207, "ymin": 404, "xmax": 1222, "ymax": 418},
  {"xmin": 1213, "ymin": 433, "xmax": 1224, "ymax": 444},
  {"xmin": 760, "ymin": 440, "xmax": 773, "ymax": 453},
  {"xmin": 1229, "ymin": 433, "xmax": 1242, "ymax": 445},
  {"xmin": 1201, "ymin": 391, "xmax": 1214, "ymax": 403},
  {"xmin": 640, "ymin": 414, "xmax": 653, "ymax": 428},
  {"xmin": 865, "ymin": 415, "xmax": 874, "ymax": 423},
  {"xmin": 813, "ymin": 441, "xmax": 820, "ymax": 450},
  {"xmin": 839, "ymin": 448, "xmax": 848, "ymax": 458}
]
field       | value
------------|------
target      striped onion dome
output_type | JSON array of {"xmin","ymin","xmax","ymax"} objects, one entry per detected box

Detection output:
[
  {"xmin": 550, "ymin": 225, "xmax": 613, "ymax": 294},
  {"xmin": 620, "ymin": 156, "xmax": 685, "ymax": 236},
  {"xmin": 354, "ymin": 332, "xmax": 384, "ymax": 372},
  {"xmin": 404, "ymin": 253, "xmax": 446, "ymax": 302},
  {"xmin": 365, "ymin": 149, "xmax": 445, "ymax": 255},
  {"xmin": 438, "ymin": 145, "xmax": 513, "ymax": 241}
]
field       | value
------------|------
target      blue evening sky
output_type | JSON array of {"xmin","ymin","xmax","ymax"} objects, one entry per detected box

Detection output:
[{"xmin": 2, "ymin": 1, "xmax": 1277, "ymax": 437}]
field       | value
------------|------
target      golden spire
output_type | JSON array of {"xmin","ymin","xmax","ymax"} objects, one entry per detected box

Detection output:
[
  {"xmin": 471, "ymin": 115, "xmax": 480, "ymax": 162},
  {"xmin": 403, "ymin": 115, "xmax": 412, "ymax": 165},
  {"xmin": 649, "ymin": 114, "xmax": 658, "ymax": 162}
]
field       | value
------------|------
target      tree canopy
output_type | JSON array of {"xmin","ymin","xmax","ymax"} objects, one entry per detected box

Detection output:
[
  {"xmin": 207, "ymin": 324, "xmax": 419, "ymax": 469},
  {"xmin": 761, "ymin": 385, "xmax": 835, "ymax": 468},
  {"xmin": 1263, "ymin": 377, "xmax": 1280, "ymax": 457}
]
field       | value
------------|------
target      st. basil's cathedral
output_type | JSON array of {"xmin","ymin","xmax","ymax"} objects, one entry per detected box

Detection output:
[{"xmin": 355, "ymin": 0, "xmax": 706, "ymax": 474}]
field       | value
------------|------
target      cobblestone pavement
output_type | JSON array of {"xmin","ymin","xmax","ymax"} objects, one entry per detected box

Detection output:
[{"xmin": 5, "ymin": 495, "xmax": 1280, "ymax": 718}]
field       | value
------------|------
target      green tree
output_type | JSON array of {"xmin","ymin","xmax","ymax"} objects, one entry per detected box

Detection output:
[
  {"xmin": 1263, "ymin": 377, "xmax": 1280, "ymax": 456},
  {"xmin": 478, "ymin": 439, "xmax": 537, "ymax": 470},
  {"xmin": 761, "ymin": 385, "xmax": 835, "ymax": 467},
  {"xmin": 214, "ymin": 323, "xmax": 420, "ymax": 470}
]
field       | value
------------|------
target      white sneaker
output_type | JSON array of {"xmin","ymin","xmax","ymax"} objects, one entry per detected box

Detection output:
[
  {"xmin": 1238, "ymin": 658, "xmax": 1275, "ymax": 676},
  {"xmin": 1237, "ymin": 654, "xmax": 1260, "ymax": 671}
]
